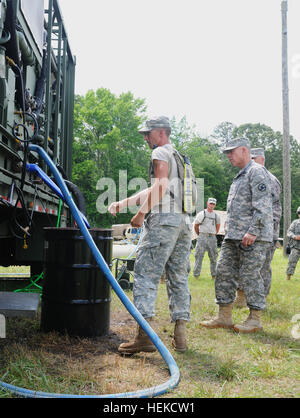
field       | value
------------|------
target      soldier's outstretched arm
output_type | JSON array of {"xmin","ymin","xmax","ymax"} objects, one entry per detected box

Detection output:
[{"xmin": 108, "ymin": 188, "xmax": 150, "ymax": 216}]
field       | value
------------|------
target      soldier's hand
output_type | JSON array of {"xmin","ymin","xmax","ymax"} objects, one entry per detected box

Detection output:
[
  {"xmin": 131, "ymin": 212, "xmax": 145, "ymax": 228},
  {"xmin": 108, "ymin": 201, "xmax": 120, "ymax": 216},
  {"xmin": 295, "ymin": 235, "xmax": 300, "ymax": 241},
  {"xmin": 242, "ymin": 233, "xmax": 257, "ymax": 247}
]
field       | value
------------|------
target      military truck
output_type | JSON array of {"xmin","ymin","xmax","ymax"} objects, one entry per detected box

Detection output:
[{"xmin": 0, "ymin": 0, "xmax": 77, "ymax": 275}]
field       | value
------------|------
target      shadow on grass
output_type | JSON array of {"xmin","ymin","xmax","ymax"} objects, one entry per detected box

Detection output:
[
  {"xmin": 172, "ymin": 323, "xmax": 299, "ymax": 387},
  {"xmin": 177, "ymin": 348, "xmax": 243, "ymax": 384},
  {"xmin": 233, "ymin": 328, "xmax": 300, "ymax": 350},
  {"xmin": 264, "ymin": 305, "xmax": 295, "ymax": 321}
]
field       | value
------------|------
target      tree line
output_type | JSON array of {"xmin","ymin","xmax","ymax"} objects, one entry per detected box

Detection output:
[{"xmin": 72, "ymin": 88, "xmax": 300, "ymax": 236}]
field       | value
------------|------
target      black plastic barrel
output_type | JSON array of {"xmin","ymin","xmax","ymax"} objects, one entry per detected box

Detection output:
[{"xmin": 41, "ymin": 227, "xmax": 113, "ymax": 337}]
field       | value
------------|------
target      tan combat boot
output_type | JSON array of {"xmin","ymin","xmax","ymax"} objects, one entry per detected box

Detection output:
[
  {"xmin": 234, "ymin": 289, "xmax": 247, "ymax": 308},
  {"xmin": 286, "ymin": 274, "xmax": 292, "ymax": 280},
  {"xmin": 199, "ymin": 304, "xmax": 234, "ymax": 329},
  {"xmin": 233, "ymin": 309, "xmax": 263, "ymax": 333},
  {"xmin": 172, "ymin": 319, "xmax": 187, "ymax": 352},
  {"xmin": 118, "ymin": 318, "xmax": 157, "ymax": 354}
]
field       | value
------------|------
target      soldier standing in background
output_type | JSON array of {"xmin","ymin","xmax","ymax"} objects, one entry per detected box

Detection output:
[
  {"xmin": 193, "ymin": 198, "xmax": 220, "ymax": 280},
  {"xmin": 286, "ymin": 207, "xmax": 300, "ymax": 280},
  {"xmin": 200, "ymin": 138, "xmax": 273, "ymax": 333},
  {"xmin": 108, "ymin": 116, "xmax": 192, "ymax": 353},
  {"xmin": 235, "ymin": 148, "xmax": 282, "ymax": 307}
]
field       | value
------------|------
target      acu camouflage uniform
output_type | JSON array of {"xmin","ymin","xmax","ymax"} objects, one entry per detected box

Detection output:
[
  {"xmin": 216, "ymin": 160, "xmax": 273, "ymax": 311},
  {"xmin": 133, "ymin": 144, "xmax": 192, "ymax": 322},
  {"xmin": 286, "ymin": 218, "xmax": 300, "ymax": 276},
  {"xmin": 194, "ymin": 209, "xmax": 220, "ymax": 277},
  {"xmin": 261, "ymin": 170, "xmax": 282, "ymax": 295}
]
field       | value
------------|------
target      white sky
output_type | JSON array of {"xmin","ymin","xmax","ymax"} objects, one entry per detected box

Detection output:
[{"xmin": 58, "ymin": 0, "xmax": 300, "ymax": 141}]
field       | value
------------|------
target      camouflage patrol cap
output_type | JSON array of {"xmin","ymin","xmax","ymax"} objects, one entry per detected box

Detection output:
[
  {"xmin": 138, "ymin": 116, "xmax": 171, "ymax": 133},
  {"xmin": 251, "ymin": 148, "xmax": 265, "ymax": 158},
  {"xmin": 222, "ymin": 137, "xmax": 251, "ymax": 153},
  {"xmin": 208, "ymin": 197, "xmax": 217, "ymax": 204},
  {"xmin": 297, "ymin": 206, "xmax": 300, "ymax": 213}
]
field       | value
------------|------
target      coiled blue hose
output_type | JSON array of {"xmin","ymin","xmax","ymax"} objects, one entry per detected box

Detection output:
[{"xmin": 0, "ymin": 144, "xmax": 180, "ymax": 398}]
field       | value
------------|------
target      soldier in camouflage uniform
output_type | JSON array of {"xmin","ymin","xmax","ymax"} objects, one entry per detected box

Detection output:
[
  {"xmin": 235, "ymin": 148, "xmax": 282, "ymax": 306},
  {"xmin": 108, "ymin": 116, "xmax": 192, "ymax": 353},
  {"xmin": 193, "ymin": 198, "xmax": 220, "ymax": 280},
  {"xmin": 200, "ymin": 138, "xmax": 273, "ymax": 333},
  {"xmin": 286, "ymin": 207, "xmax": 300, "ymax": 280}
]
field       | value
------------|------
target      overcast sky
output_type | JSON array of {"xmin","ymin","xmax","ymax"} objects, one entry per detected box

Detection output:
[{"xmin": 58, "ymin": 0, "xmax": 300, "ymax": 141}]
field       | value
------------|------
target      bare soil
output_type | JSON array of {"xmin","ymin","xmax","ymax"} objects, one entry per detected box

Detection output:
[{"xmin": 0, "ymin": 307, "xmax": 172, "ymax": 397}]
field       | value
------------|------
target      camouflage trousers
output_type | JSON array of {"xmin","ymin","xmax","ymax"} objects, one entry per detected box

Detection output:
[
  {"xmin": 237, "ymin": 241, "xmax": 275, "ymax": 296},
  {"xmin": 193, "ymin": 234, "xmax": 218, "ymax": 277},
  {"xmin": 286, "ymin": 248, "xmax": 300, "ymax": 275},
  {"xmin": 262, "ymin": 240, "xmax": 277, "ymax": 296},
  {"xmin": 215, "ymin": 239, "xmax": 270, "ymax": 310},
  {"xmin": 133, "ymin": 213, "xmax": 192, "ymax": 322}
]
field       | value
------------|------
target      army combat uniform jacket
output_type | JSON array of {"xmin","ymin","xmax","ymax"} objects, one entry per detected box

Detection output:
[
  {"xmin": 267, "ymin": 171, "xmax": 282, "ymax": 241},
  {"xmin": 287, "ymin": 218, "xmax": 300, "ymax": 250},
  {"xmin": 286, "ymin": 218, "xmax": 300, "ymax": 276},
  {"xmin": 216, "ymin": 160, "xmax": 273, "ymax": 310},
  {"xmin": 260, "ymin": 170, "xmax": 282, "ymax": 295},
  {"xmin": 225, "ymin": 160, "xmax": 273, "ymax": 242}
]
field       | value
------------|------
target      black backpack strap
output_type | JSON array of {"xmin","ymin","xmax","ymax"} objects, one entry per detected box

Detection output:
[
  {"xmin": 198, "ymin": 210, "xmax": 206, "ymax": 224},
  {"xmin": 148, "ymin": 159, "xmax": 154, "ymax": 186}
]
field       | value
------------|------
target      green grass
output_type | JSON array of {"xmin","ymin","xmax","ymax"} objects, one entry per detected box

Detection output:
[
  {"xmin": 0, "ymin": 248, "xmax": 299, "ymax": 398},
  {"xmin": 156, "ymin": 248, "xmax": 300, "ymax": 398}
]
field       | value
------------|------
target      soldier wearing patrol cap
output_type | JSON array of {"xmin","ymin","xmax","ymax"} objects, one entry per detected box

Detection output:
[
  {"xmin": 108, "ymin": 116, "xmax": 192, "ymax": 353},
  {"xmin": 286, "ymin": 206, "xmax": 300, "ymax": 280},
  {"xmin": 193, "ymin": 197, "xmax": 221, "ymax": 280},
  {"xmin": 234, "ymin": 147, "xmax": 282, "ymax": 306},
  {"xmin": 200, "ymin": 137, "xmax": 273, "ymax": 333}
]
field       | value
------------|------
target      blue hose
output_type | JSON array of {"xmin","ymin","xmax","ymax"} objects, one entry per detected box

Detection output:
[
  {"xmin": 26, "ymin": 162, "xmax": 90, "ymax": 228},
  {"xmin": 0, "ymin": 144, "xmax": 180, "ymax": 398}
]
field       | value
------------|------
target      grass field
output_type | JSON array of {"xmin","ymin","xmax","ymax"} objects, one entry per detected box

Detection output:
[{"xmin": 0, "ymin": 248, "xmax": 299, "ymax": 398}]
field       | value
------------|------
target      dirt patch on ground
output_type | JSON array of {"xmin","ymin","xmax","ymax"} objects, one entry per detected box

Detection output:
[
  {"xmin": 1, "ymin": 310, "xmax": 135, "ymax": 353},
  {"xmin": 0, "ymin": 309, "xmax": 171, "ymax": 397}
]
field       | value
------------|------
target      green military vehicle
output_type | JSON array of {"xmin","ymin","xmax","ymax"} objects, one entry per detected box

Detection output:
[{"xmin": 0, "ymin": 0, "xmax": 76, "ymax": 275}]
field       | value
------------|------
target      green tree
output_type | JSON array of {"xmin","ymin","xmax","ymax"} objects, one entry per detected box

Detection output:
[
  {"xmin": 231, "ymin": 123, "xmax": 300, "ymax": 215},
  {"xmin": 169, "ymin": 118, "xmax": 232, "ymax": 210},
  {"xmin": 169, "ymin": 116, "xmax": 197, "ymax": 148},
  {"xmin": 72, "ymin": 88, "xmax": 148, "ymax": 227},
  {"xmin": 211, "ymin": 121, "xmax": 236, "ymax": 146},
  {"xmin": 72, "ymin": 98, "xmax": 300, "ymax": 235}
]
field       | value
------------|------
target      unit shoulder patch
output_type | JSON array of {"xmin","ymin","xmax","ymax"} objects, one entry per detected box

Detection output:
[{"xmin": 257, "ymin": 183, "xmax": 267, "ymax": 192}]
